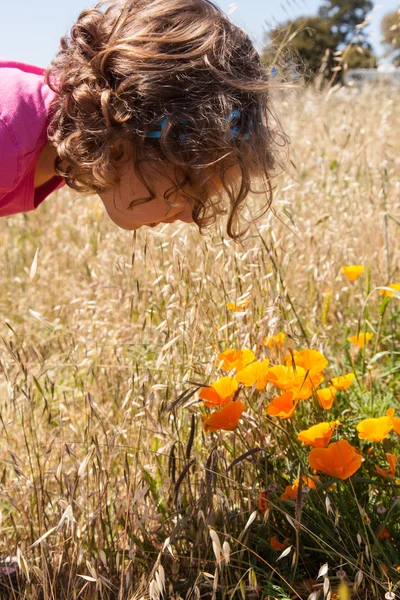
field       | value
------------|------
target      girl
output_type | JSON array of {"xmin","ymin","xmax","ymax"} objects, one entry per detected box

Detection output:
[{"xmin": 0, "ymin": 0, "xmax": 282, "ymax": 240}]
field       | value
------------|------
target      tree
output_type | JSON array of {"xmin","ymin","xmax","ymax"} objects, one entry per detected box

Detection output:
[
  {"xmin": 261, "ymin": 16, "xmax": 337, "ymax": 82},
  {"xmin": 381, "ymin": 10, "xmax": 400, "ymax": 65},
  {"xmin": 261, "ymin": 0, "xmax": 376, "ymax": 84},
  {"xmin": 343, "ymin": 44, "xmax": 377, "ymax": 68},
  {"xmin": 318, "ymin": 0, "xmax": 374, "ymax": 46}
]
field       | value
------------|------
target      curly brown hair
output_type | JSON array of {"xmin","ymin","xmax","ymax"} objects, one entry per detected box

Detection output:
[{"xmin": 46, "ymin": 0, "xmax": 287, "ymax": 240}]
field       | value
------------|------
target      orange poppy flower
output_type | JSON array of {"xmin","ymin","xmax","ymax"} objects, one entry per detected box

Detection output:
[
  {"xmin": 265, "ymin": 365, "xmax": 317, "ymax": 400},
  {"xmin": 285, "ymin": 349, "xmax": 328, "ymax": 375},
  {"xmin": 375, "ymin": 453, "xmax": 397, "ymax": 478},
  {"xmin": 258, "ymin": 490, "xmax": 269, "ymax": 513},
  {"xmin": 347, "ymin": 332, "xmax": 374, "ymax": 349},
  {"xmin": 266, "ymin": 364, "xmax": 305, "ymax": 390},
  {"xmin": 281, "ymin": 476, "xmax": 317, "ymax": 500},
  {"xmin": 284, "ymin": 350, "xmax": 326, "ymax": 395},
  {"xmin": 341, "ymin": 265, "xmax": 364, "ymax": 282},
  {"xmin": 236, "ymin": 358, "xmax": 270, "ymax": 390},
  {"xmin": 216, "ymin": 349, "xmax": 255, "ymax": 373},
  {"xmin": 356, "ymin": 414, "xmax": 393, "ymax": 442},
  {"xmin": 378, "ymin": 283, "xmax": 400, "ymax": 298},
  {"xmin": 226, "ymin": 296, "xmax": 251, "ymax": 312},
  {"xmin": 199, "ymin": 377, "xmax": 239, "ymax": 407},
  {"xmin": 266, "ymin": 392, "xmax": 298, "ymax": 419},
  {"xmin": 316, "ymin": 387, "xmax": 337, "ymax": 409},
  {"xmin": 298, "ymin": 421, "xmax": 340, "ymax": 448},
  {"xmin": 387, "ymin": 408, "xmax": 400, "ymax": 434},
  {"xmin": 330, "ymin": 372, "xmax": 355, "ymax": 391},
  {"xmin": 263, "ymin": 332, "xmax": 286, "ymax": 349},
  {"xmin": 270, "ymin": 537, "xmax": 288, "ymax": 551},
  {"xmin": 308, "ymin": 440, "xmax": 362, "ymax": 480},
  {"xmin": 281, "ymin": 483, "xmax": 298, "ymax": 501},
  {"xmin": 376, "ymin": 525, "xmax": 390, "ymax": 540},
  {"xmin": 203, "ymin": 401, "xmax": 246, "ymax": 433}
]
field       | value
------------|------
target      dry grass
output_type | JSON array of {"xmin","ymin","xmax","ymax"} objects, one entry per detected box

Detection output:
[{"xmin": 0, "ymin": 87, "xmax": 399, "ymax": 599}]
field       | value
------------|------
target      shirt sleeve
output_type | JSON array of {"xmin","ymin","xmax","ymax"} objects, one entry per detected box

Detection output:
[{"xmin": 0, "ymin": 116, "xmax": 20, "ymax": 194}]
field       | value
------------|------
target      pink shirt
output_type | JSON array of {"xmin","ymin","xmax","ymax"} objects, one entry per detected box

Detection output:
[{"xmin": 0, "ymin": 59, "xmax": 65, "ymax": 217}]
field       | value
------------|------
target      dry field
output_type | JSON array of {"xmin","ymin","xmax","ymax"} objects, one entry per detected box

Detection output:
[{"xmin": 0, "ymin": 87, "xmax": 399, "ymax": 599}]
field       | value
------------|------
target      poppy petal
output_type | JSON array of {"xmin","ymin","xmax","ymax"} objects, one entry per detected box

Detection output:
[
  {"xmin": 263, "ymin": 332, "xmax": 286, "ymax": 349},
  {"xmin": 308, "ymin": 440, "xmax": 362, "ymax": 480},
  {"xmin": 216, "ymin": 349, "xmax": 255, "ymax": 373},
  {"xmin": 330, "ymin": 373, "xmax": 355, "ymax": 391},
  {"xmin": 298, "ymin": 421, "xmax": 340, "ymax": 448},
  {"xmin": 356, "ymin": 416, "xmax": 393, "ymax": 442},
  {"xmin": 203, "ymin": 401, "xmax": 246, "ymax": 433},
  {"xmin": 199, "ymin": 376, "xmax": 238, "ymax": 407},
  {"xmin": 267, "ymin": 392, "xmax": 298, "ymax": 419},
  {"xmin": 347, "ymin": 333, "xmax": 374, "ymax": 349},
  {"xmin": 236, "ymin": 359, "xmax": 270, "ymax": 389},
  {"xmin": 316, "ymin": 387, "xmax": 337, "ymax": 409},
  {"xmin": 285, "ymin": 349, "xmax": 328, "ymax": 375},
  {"xmin": 341, "ymin": 265, "xmax": 364, "ymax": 282}
]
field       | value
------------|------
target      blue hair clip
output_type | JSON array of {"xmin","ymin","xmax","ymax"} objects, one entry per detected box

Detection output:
[
  {"xmin": 145, "ymin": 116, "xmax": 170, "ymax": 139},
  {"xmin": 146, "ymin": 108, "xmax": 262, "ymax": 141}
]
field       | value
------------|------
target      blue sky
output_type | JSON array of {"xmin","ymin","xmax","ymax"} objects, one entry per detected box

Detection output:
[{"xmin": 0, "ymin": 0, "xmax": 398, "ymax": 67}]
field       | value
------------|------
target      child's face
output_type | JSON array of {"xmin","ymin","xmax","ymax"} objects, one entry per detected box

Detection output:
[
  {"xmin": 99, "ymin": 162, "xmax": 199, "ymax": 231},
  {"xmin": 99, "ymin": 161, "xmax": 236, "ymax": 231}
]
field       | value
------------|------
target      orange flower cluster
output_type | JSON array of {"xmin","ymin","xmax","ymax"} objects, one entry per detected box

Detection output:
[
  {"xmin": 265, "ymin": 349, "xmax": 354, "ymax": 418},
  {"xmin": 200, "ymin": 345, "xmax": 357, "ymax": 434},
  {"xmin": 198, "ymin": 337, "xmax": 399, "ymax": 491},
  {"xmin": 200, "ymin": 349, "xmax": 257, "ymax": 432},
  {"xmin": 305, "ymin": 408, "xmax": 400, "ymax": 480},
  {"xmin": 302, "ymin": 408, "xmax": 400, "ymax": 480}
]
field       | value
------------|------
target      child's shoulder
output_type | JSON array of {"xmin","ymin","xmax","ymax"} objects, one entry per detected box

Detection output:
[
  {"xmin": 0, "ymin": 58, "xmax": 46, "ymax": 77},
  {"xmin": 0, "ymin": 58, "xmax": 55, "ymax": 186},
  {"xmin": 0, "ymin": 58, "xmax": 60, "ymax": 216},
  {"xmin": 0, "ymin": 58, "xmax": 56, "ymax": 125}
]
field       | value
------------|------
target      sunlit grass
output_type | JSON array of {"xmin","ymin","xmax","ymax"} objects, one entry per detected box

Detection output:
[{"xmin": 0, "ymin": 86, "xmax": 399, "ymax": 599}]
